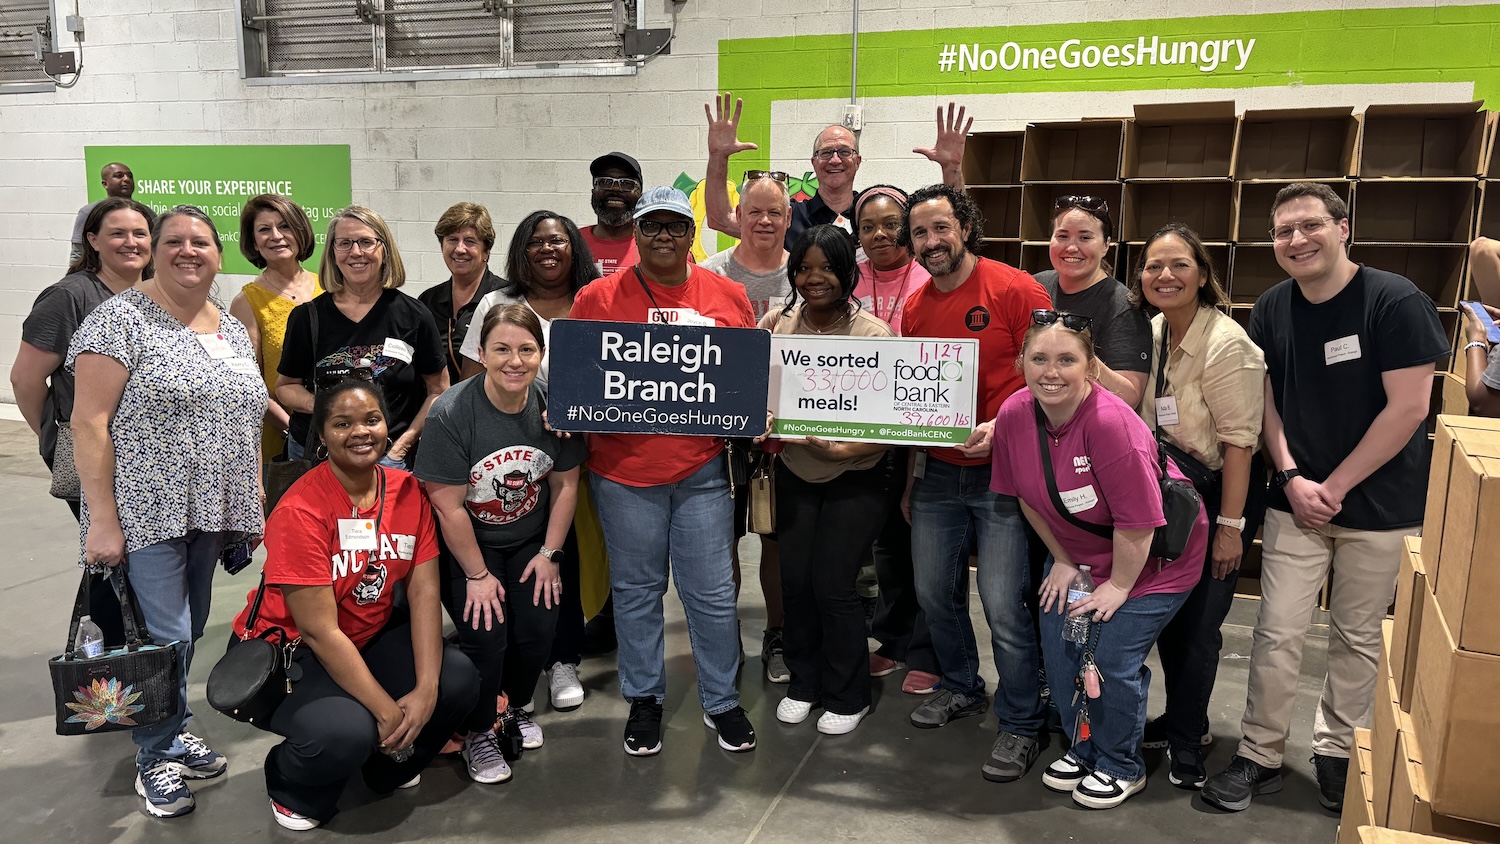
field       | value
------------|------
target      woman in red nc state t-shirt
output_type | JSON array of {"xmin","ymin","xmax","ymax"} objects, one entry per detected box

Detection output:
[{"xmin": 227, "ymin": 380, "xmax": 478, "ymax": 830}]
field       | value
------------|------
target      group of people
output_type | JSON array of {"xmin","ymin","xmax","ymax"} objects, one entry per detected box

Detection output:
[{"xmin": 14, "ymin": 95, "xmax": 1500, "ymax": 829}]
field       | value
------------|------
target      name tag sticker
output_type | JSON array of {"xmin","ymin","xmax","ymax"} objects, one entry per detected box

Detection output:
[
  {"xmin": 1324, "ymin": 335, "xmax": 1362, "ymax": 366},
  {"xmin": 383, "ymin": 337, "xmax": 415, "ymax": 364},
  {"xmin": 224, "ymin": 357, "xmax": 260, "ymax": 377},
  {"xmin": 649, "ymin": 308, "xmax": 715, "ymax": 327},
  {"xmin": 913, "ymin": 450, "xmax": 928, "ymax": 480},
  {"xmin": 1060, "ymin": 486, "xmax": 1099, "ymax": 514},
  {"xmin": 196, "ymin": 333, "xmax": 235, "ymax": 359},
  {"xmin": 338, "ymin": 519, "xmax": 378, "ymax": 551},
  {"xmin": 1155, "ymin": 396, "xmax": 1180, "ymax": 427},
  {"xmin": 394, "ymin": 534, "xmax": 416, "ymax": 561}
]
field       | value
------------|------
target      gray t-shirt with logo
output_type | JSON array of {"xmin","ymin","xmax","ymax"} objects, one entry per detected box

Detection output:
[{"xmin": 701, "ymin": 246, "xmax": 790, "ymax": 323}]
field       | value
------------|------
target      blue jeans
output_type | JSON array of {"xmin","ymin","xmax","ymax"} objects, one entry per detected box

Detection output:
[
  {"xmin": 1039, "ymin": 568, "xmax": 1189, "ymax": 781},
  {"xmin": 909, "ymin": 457, "xmax": 1043, "ymax": 737},
  {"xmin": 124, "ymin": 530, "xmax": 227, "ymax": 767},
  {"xmin": 591, "ymin": 458, "xmax": 740, "ymax": 716}
]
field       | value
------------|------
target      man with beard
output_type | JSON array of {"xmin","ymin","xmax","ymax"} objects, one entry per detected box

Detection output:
[
  {"xmin": 580, "ymin": 152, "xmax": 644, "ymax": 275},
  {"xmin": 897, "ymin": 184, "xmax": 1052, "ymax": 784},
  {"xmin": 703, "ymin": 96, "xmax": 971, "ymax": 249}
]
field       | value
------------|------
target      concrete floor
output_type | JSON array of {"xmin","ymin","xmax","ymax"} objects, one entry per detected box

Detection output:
[{"xmin": 0, "ymin": 419, "xmax": 1340, "ymax": 843}]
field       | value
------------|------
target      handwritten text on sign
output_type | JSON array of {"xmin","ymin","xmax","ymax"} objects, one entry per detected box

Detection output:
[{"xmin": 768, "ymin": 336, "xmax": 979, "ymax": 446}]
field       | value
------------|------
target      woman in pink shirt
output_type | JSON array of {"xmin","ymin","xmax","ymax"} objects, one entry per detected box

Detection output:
[
  {"xmin": 991, "ymin": 312, "xmax": 1207, "ymax": 810},
  {"xmin": 852, "ymin": 186, "xmax": 930, "ymax": 336}
]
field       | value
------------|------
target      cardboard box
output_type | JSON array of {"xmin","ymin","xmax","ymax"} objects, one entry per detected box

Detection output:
[
  {"xmin": 977, "ymin": 240, "xmax": 1021, "ymax": 269},
  {"xmin": 1359, "ymin": 102, "xmax": 1487, "ymax": 178},
  {"xmin": 1018, "ymin": 182, "xmax": 1123, "ymax": 241},
  {"xmin": 1121, "ymin": 180, "xmax": 1233, "ymax": 241},
  {"xmin": 970, "ymin": 187, "xmax": 1022, "ymax": 239},
  {"xmin": 1480, "ymin": 180, "xmax": 1500, "ymax": 241},
  {"xmin": 961, "ymin": 131, "xmax": 1024, "ymax": 186},
  {"xmin": 1233, "ymin": 179, "xmax": 1351, "ymax": 242},
  {"xmin": 1338, "ymin": 732, "xmax": 1377, "ymax": 844},
  {"xmin": 1485, "ymin": 112, "xmax": 1499, "ymax": 178},
  {"xmin": 1434, "ymin": 448, "xmax": 1500, "ymax": 656},
  {"xmin": 1122, "ymin": 101, "xmax": 1238, "ymax": 179},
  {"xmin": 1441, "ymin": 371, "xmax": 1469, "ymax": 417},
  {"xmin": 1236, "ymin": 107, "xmax": 1360, "ymax": 179},
  {"xmin": 1227, "ymin": 245, "xmax": 1286, "ymax": 304},
  {"xmin": 1391, "ymin": 537, "xmax": 1427, "ymax": 710},
  {"xmin": 1351, "ymin": 179, "xmax": 1477, "ymax": 244},
  {"xmin": 1360, "ymin": 830, "xmax": 1488, "ymax": 844},
  {"xmin": 1411, "ymin": 585, "xmax": 1500, "ymax": 825},
  {"xmin": 1389, "ymin": 726, "xmax": 1500, "ymax": 841},
  {"xmin": 1422, "ymin": 416, "xmax": 1500, "ymax": 575},
  {"xmin": 1345, "ymin": 245, "xmax": 1465, "ymax": 310},
  {"xmin": 1020, "ymin": 119, "xmax": 1124, "ymax": 181},
  {"xmin": 1372, "ymin": 626, "xmax": 1399, "ymax": 826}
]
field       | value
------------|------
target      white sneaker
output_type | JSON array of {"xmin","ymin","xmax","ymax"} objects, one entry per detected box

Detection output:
[
  {"xmin": 1072, "ymin": 771, "xmax": 1147, "ymax": 809},
  {"xmin": 816, "ymin": 707, "xmax": 868, "ymax": 735},
  {"xmin": 398, "ymin": 774, "xmax": 421, "ymax": 789},
  {"xmin": 271, "ymin": 800, "xmax": 320, "ymax": 831},
  {"xmin": 1042, "ymin": 754, "xmax": 1090, "ymax": 792},
  {"xmin": 462, "ymin": 731, "xmax": 512, "ymax": 784},
  {"xmin": 776, "ymin": 697, "xmax": 814, "ymax": 724},
  {"xmin": 549, "ymin": 663, "xmax": 584, "ymax": 711},
  {"xmin": 510, "ymin": 707, "xmax": 544, "ymax": 750}
]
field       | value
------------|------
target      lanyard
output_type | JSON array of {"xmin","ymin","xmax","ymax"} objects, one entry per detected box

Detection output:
[{"xmin": 352, "ymin": 467, "xmax": 388, "ymax": 533}]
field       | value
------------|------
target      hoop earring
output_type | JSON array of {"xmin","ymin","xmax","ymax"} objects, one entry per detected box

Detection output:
[
  {"xmin": 314, "ymin": 444, "xmax": 328, "ymax": 461},
  {"xmin": 385, "ymin": 437, "xmax": 394, "ymax": 453}
]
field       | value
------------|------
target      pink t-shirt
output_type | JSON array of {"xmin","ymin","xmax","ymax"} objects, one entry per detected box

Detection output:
[
  {"xmin": 990, "ymin": 386, "xmax": 1206, "ymax": 598},
  {"xmin": 853, "ymin": 259, "xmax": 930, "ymax": 335}
]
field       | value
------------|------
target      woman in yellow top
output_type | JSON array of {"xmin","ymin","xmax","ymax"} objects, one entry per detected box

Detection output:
[{"xmin": 229, "ymin": 194, "xmax": 324, "ymax": 463}]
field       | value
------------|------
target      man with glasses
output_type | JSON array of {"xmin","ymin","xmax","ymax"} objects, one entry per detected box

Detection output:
[
  {"xmin": 581, "ymin": 152, "xmax": 644, "ymax": 275},
  {"xmin": 704, "ymin": 95, "xmax": 971, "ymax": 249},
  {"xmin": 1201, "ymin": 182, "xmax": 1448, "ymax": 814},
  {"xmin": 570, "ymin": 186, "xmax": 760, "ymax": 758},
  {"xmin": 897, "ymin": 184, "xmax": 1053, "ymax": 784}
]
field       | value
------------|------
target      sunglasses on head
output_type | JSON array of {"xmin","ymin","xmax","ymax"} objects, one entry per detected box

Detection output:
[
  {"xmin": 743, "ymin": 170, "xmax": 789, "ymax": 185},
  {"xmin": 1053, "ymin": 195, "xmax": 1109, "ymax": 215},
  {"xmin": 1031, "ymin": 309, "xmax": 1094, "ymax": 332}
]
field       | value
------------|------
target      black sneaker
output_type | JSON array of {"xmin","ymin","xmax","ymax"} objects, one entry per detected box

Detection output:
[
  {"xmin": 1201, "ymin": 755, "xmax": 1283, "ymax": 812},
  {"xmin": 623, "ymin": 696, "xmax": 663, "ymax": 756},
  {"xmin": 981, "ymin": 731, "xmax": 1040, "ymax": 782},
  {"xmin": 1167, "ymin": 745, "xmax": 1207, "ymax": 790},
  {"xmin": 1143, "ymin": 716, "xmax": 1211, "ymax": 750},
  {"xmin": 704, "ymin": 706, "xmax": 757, "ymax": 752},
  {"xmin": 1312, "ymin": 753, "xmax": 1348, "ymax": 812},
  {"xmin": 909, "ymin": 688, "xmax": 987, "ymax": 728},
  {"xmin": 762, "ymin": 628, "xmax": 789, "ymax": 684}
]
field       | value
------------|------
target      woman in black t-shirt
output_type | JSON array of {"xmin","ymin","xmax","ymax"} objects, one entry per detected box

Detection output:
[{"xmin": 275, "ymin": 206, "xmax": 448, "ymax": 470}]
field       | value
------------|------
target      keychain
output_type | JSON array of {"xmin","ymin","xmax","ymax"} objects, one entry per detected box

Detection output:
[{"xmin": 1082, "ymin": 652, "xmax": 1102, "ymax": 700}]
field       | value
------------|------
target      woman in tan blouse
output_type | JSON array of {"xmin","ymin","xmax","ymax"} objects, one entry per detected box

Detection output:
[
  {"xmin": 1129, "ymin": 222, "xmax": 1268, "ymax": 791},
  {"xmin": 759, "ymin": 224, "xmax": 894, "ymax": 736}
]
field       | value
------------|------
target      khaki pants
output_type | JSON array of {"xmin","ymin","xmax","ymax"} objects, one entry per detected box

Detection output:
[{"xmin": 1237, "ymin": 508, "xmax": 1409, "ymax": 767}]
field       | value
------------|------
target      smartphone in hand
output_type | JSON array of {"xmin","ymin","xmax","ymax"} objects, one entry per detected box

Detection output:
[{"xmin": 1462, "ymin": 301, "xmax": 1500, "ymax": 344}]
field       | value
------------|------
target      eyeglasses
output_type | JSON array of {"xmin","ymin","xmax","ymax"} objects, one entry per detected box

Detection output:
[
  {"xmin": 812, "ymin": 147, "xmax": 858, "ymax": 162},
  {"xmin": 1053, "ymin": 195, "xmax": 1109, "ymax": 215},
  {"xmin": 332, "ymin": 237, "xmax": 383, "ymax": 253},
  {"xmin": 743, "ymin": 170, "xmax": 789, "ymax": 185},
  {"xmin": 593, "ymin": 176, "xmax": 641, "ymax": 192},
  {"xmin": 526, "ymin": 237, "xmax": 571, "ymax": 252},
  {"xmin": 637, "ymin": 219, "xmax": 692, "ymax": 238},
  {"xmin": 1031, "ymin": 309, "xmax": 1094, "ymax": 332},
  {"xmin": 1270, "ymin": 216, "xmax": 1334, "ymax": 242},
  {"xmin": 315, "ymin": 364, "xmax": 375, "ymax": 390}
]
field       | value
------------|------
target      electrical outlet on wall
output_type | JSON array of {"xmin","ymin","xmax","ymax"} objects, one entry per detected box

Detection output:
[{"xmin": 843, "ymin": 104, "xmax": 863, "ymax": 131}]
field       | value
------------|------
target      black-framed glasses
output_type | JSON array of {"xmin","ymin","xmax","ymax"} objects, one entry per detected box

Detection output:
[
  {"xmin": 593, "ymin": 176, "xmax": 641, "ymax": 192},
  {"xmin": 1053, "ymin": 195, "xmax": 1109, "ymax": 215},
  {"xmin": 315, "ymin": 363, "xmax": 375, "ymax": 390},
  {"xmin": 812, "ymin": 147, "xmax": 858, "ymax": 162},
  {"xmin": 637, "ymin": 219, "xmax": 692, "ymax": 238},
  {"xmin": 525, "ymin": 236, "xmax": 571, "ymax": 252},
  {"xmin": 743, "ymin": 170, "xmax": 789, "ymax": 185},
  {"xmin": 332, "ymin": 237, "xmax": 383, "ymax": 253},
  {"xmin": 1031, "ymin": 309, "xmax": 1094, "ymax": 332},
  {"xmin": 1269, "ymin": 216, "xmax": 1334, "ymax": 242}
]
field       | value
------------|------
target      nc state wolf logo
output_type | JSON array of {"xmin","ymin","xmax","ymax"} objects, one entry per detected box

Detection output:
[
  {"xmin": 467, "ymin": 445, "xmax": 555, "ymax": 525},
  {"xmin": 352, "ymin": 562, "xmax": 388, "ymax": 605}
]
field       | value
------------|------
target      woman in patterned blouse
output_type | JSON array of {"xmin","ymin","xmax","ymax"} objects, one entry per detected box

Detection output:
[{"xmin": 70, "ymin": 206, "xmax": 268, "ymax": 821}]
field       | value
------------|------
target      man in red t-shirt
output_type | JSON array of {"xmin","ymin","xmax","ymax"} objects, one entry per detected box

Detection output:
[
  {"xmin": 898, "ymin": 184, "xmax": 1053, "ymax": 783},
  {"xmin": 579, "ymin": 152, "xmax": 642, "ymax": 277},
  {"xmin": 569, "ymin": 185, "xmax": 757, "ymax": 758}
]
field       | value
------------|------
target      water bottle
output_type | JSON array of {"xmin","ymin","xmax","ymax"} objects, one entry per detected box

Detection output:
[
  {"xmin": 1062, "ymin": 566, "xmax": 1095, "ymax": 644},
  {"xmin": 76, "ymin": 615, "xmax": 104, "ymax": 658}
]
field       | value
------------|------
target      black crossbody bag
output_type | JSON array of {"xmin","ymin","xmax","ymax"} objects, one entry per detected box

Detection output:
[{"xmin": 1152, "ymin": 327, "xmax": 1221, "ymax": 498}]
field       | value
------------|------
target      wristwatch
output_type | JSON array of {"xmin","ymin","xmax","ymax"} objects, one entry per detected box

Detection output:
[
  {"xmin": 1216, "ymin": 515, "xmax": 1246, "ymax": 531},
  {"xmin": 538, "ymin": 546, "xmax": 562, "ymax": 561},
  {"xmin": 1272, "ymin": 468, "xmax": 1302, "ymax": 489}
]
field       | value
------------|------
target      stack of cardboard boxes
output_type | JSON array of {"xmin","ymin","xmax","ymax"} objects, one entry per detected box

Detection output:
[{"xmin": 1338, "ymin": 415, "xmax": 1500, "ymax": 844}]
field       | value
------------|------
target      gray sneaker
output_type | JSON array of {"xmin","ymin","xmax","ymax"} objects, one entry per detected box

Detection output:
[
  {"xmin": 909, "ymin": 688, "xmax": 988, "ymax": 728},
  {"xmin": 981, "ymin": 731, "xmax": 1040, "ymax": 782}
]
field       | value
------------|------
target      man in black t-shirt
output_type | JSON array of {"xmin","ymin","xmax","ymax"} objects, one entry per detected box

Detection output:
[{"xmin": 1202, "ymin": 183, "xmax": 1449, "ymax": 815}]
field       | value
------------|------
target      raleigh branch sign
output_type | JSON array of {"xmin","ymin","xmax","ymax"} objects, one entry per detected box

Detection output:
[
  {"xmin": 768, "ymin": 336, "xmax": 979, "ymax": 446},
  {"xmin": 547, "ymin": 319, "xmax": 771, "ymax": 437}
]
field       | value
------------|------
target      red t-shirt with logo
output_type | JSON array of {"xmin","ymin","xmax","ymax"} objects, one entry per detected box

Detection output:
[
  {"xmin": 580, "ymin": 226, "xmax": 640, "ymax": 277},
  {"xmin": 900, "ymin": 257, "xmax": 1051, "ymax": 466},
  {"xmin": 232, "ymin": 463, "xmax": 440, "ymax": 650},
  {"xmin": 569, "ymin": 263, "xmax": 757, "ymax": 486}
]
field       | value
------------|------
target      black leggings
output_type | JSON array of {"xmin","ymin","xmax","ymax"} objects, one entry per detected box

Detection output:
[
  {"xmin": 440, "ymin": 534, "xmax": 560, "ymax": 732},
  {"xmin": 248, "ymin": 621, "xmax": 479, "ymax": 824}
]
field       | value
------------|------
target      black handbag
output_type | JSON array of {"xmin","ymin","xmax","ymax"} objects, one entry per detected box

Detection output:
[
  {"xmin": 206, "ymin": 574, "xmax": 300, "ymax": 725},
  {"xmin": 264, "ymin": 304, "xmax": 321, "ymax": 516},
  {"xmin": 49, "ymin": 568, "xmax": 180, "ymax": 736},
  {"xmin": 1035, "ymin": 401, "xmax": 1200, "ymax": 563},
  {"xmin": 1152, "ymin": 328, "xmax": 1222, "ymax": 498}
]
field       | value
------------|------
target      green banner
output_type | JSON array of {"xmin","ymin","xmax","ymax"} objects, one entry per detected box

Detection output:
[
  {"xmin": 83, "ymin": 145, "xmax": 352, "ymax": 276},
  {"xmin": 774, "ymin": 418, "xmax": 970, "ymax": 446}
]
